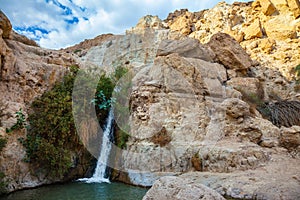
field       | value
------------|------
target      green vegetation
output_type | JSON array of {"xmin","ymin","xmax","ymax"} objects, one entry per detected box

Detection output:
[
  {"xmin": 73, "ymin": 49, "xmax": 82, "ymax": 54},
  {"xmin": 294, "ymin": 64, "xmax": 300, "ymax": 92},
  {"xmin": 0, "ymin": 136, "xmax": 7, "ymax": 152},
  {"xmin": 23, "ymin": 66, "xmax": 80, "ymax": 177},
  {"xmin": 6, "ymin": 109, "xmax": 27, "ymax": 133},
  {"xmin": 111, "ymin": 66, "xmax": 132, "ymax": 149},
  {"xmin": 0, "ymin": 172, "xmax": 7, "ymax": 195},
  {"xmin": 94, "ymin": 74, "xmax": 115, "ymax": 124},
  {"xmin": 21, "ymin": 65, "xmax": 129, "ymax": 178},
  {"xmin": 115, "ymin": 128, "xmax": 130, "ymax": 149},
  {"xmin": 295, "ymin": 64, "xmax": 300, "ymax": 82}
]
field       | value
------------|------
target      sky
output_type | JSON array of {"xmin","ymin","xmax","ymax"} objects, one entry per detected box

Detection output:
[{"xmin": 0, "ymin": 0, "xmax": 249, "ymax": 49}]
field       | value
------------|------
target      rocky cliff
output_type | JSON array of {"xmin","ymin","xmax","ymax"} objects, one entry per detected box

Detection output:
[
  {"xmin": 0, "ymin": 11, "xmax": 94, "ymax": 193},
  {"xmin": 0, "ymin": 0, "xmax": 299, "ymax": 199},
  {"xmin": 82, "ymin": 1, "xmax": 299, "ymax": 199}
]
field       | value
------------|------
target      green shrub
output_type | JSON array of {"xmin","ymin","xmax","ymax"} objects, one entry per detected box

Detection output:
[
  {"xmin": 0, "ymin": 172, "xmax": 7, "ymax": 195},
  {"xmin": 93, "ymin": 74, "xmax": 115, "ymax": 125},
  {"xmin": 115, "ymin": 128, "xmax": 130, "ymax": 149},
  {"xmin": 0, "ymin": 136, "xmax": 7, "ymax": 152},
  {"xmin": 23, "ymin": 65, "xmax": 129, "ymax": 177},
  {"xmin": 295, "ymin": 64, "xmax": 300, "ymax": 80},
  {"xmin": 23, "ymin": 66, "xmax": 80, "ymax": 177},
  {"xmin": 6, "ymin": 109, "xmax": 26, "ymax": 133}
]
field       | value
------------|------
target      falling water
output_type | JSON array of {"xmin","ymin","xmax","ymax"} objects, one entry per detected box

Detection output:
[{"xmin": 79, "ymin": 108, "xmax": 114, "ymax": 183}]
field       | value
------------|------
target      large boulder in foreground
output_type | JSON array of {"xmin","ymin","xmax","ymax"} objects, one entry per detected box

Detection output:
[{"xmin": 142, "ymin": 176, "xmax": 225, "ymax": 200}]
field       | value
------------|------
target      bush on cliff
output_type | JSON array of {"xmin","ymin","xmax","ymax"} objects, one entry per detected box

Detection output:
[
  {"xmin": 23, "ymin": 65, "xmax": 81, "ymax": 177},
  {"xmin": 23, "ymin": 65, "xmax": 128, "ymax": 177}
]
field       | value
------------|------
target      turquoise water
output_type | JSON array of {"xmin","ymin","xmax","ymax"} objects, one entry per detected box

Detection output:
[{"xmin": 0, "ymin": 182, "xmax": 148, "ymax": 200}]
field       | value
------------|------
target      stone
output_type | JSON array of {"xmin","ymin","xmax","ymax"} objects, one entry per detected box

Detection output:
[
  {"xmin": 179, "ymin": 155, "xmax": 300, "ymax": 200},
  {"xmin": 264, "ymin": 16, "xmax": 297, "ymax": 40},
  {"xmin": 206, "ymin": 33, "xmax": 253, "ymax": 75},
  {"xmin": 10, "ymin": 31, "xmax": 38, "ymax": 47},
  {"xmin": 126, "ymin": 15, "xmax": 165, "ymax": 34},
  {"xmin": 280, "ymin": 126, "xmax": 300, "ymax": 151},
  {"xmin": 157, "ymin": 38, "xmax": 216, "ymax": 62},
  {"xmin": 0, "ymin": 10, "xmax": 12, "ymax": 39},
  {"xmin": 221, "ymin": 98, "xmax": 250, "ymax": 119},
  {"xmin": 169, "ymin": 12, "xmax": 194, "ymax": 35},
  {"xmin": 142, "ymin": 176, "xmax": 226, "ymax": 200},
  {"xmin": 258, "ymin": 38, "xmax": 276, "ymax": 53},
  {"xmin": 198, "ymin": 142, "xmax": 268, "ymax": 172},
  {"xmin": 253, "ymin": 0, "xmax": 277, "ymax": 16},
  {"xmin": 270, "ymin": 0, "xmax": 290, "ymax": 13},
  {"xmin": 286, "ymin": 0, "xmax": 300, "ymax": 18},
  {"xmin": 243, "ymin": 19, "xmax": 263, "ymax": 40},
  {"xmin": 227, "ymin": 77, "xmax": 263, "ymax": 99}
]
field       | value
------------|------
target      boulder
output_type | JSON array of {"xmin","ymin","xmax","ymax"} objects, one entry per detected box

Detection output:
[
  {"xmin": 243, "ymin": 19, "xmax": 263, "ymax": 40},
  {"xmin": 252, "ymin": 0, "xmax": 277, "ymax": 16},
  {"xmin": 280, "ymin": 126, "xmax": 300, "ymax": 151},
  {"xmin": 286, "ymin": 0, "xmax": 300, "ymax": 18},
  {"xmin": 206, "ymin": 33, "xmax": 253, "ymax": 75},
  {"xmin": 142, "ymin": 176, "xmax": 226, "ymax": 200},
  {"xmin": 227, "ymin": 77, "xmax": 263, "ymax": 99},
  {"xmin": 270, "ymin": 0, "xmax": 290, "ymax": 13},
  {"xmin": 264, "ymin": 16, "xmax": 297, "ymax": 40},
  {"xmin": 156, "ymin": 38, "xmax": 216, "ymax": 62},
  {"xmin": 169, "ymin": 12, "xmax": 193, "ymax": 35}
]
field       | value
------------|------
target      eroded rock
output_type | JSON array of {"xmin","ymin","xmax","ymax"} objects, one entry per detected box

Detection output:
[
  {"xmin": 207, "ymin": 33, "xmax": 253, "ymax": 75},
  {"xmin": 142, "ymin": 176, "xmax": 226, "ymax": 200}
]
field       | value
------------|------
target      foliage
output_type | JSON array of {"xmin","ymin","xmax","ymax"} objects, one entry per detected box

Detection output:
[
  {"xmin": 73, "ymin": 49, "xmax": 82, "ymax": 54},
  {"xmin": 23, "ymin": 66, "xmax": 80, "ymax": 177},
  {"xmin": 111, "ymin": 66, "xmax": 131, "ymax": 149},
  {"xmin": 295, "ymin": 64, "xmax": 300, "ymax": 80},
  {"xmin": 115, "ymin": 128, "xmax": 130, "ymax": 149},
  {"xmin": 22, "ymin": 65, "xmax": 129, "ymax": 177},
  {"xmin": 6, "ymin": 109, "xmax": 27, "ymax": 133},
  {"xmin": 0, "ymin": 172, "xmax": 7, "ymax": 195},
  {"xmin": 0, "ymin": 136, "xmax": 7, "ymax": 152},
  {"xmin": 191, "ymin": 153, "xmax": 202, "ymax": 171},
  {"xmin": 114, "ymin": 66, "xmax": 129, "ymax": 82},
  {"xmin": 93, "ymin": 74, "xmax": 115, "ymax": 124}
]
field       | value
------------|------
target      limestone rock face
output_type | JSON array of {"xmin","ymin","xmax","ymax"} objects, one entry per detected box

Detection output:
[
  {"xmin": 126, "ymin": 15, "xmax": 166, "ymax": 35},
  {"xmin": 243, "ymin": 19, "xmax": 263, "ymax": 40},
  {"xmin": 179, "ymin": 154, "xmax": 300, "ymax": 200},
  {"xmin": 264, "ymin": 16, "xmax": 297, "ymax": 40},
  {"xmin": 157, "ymin": 38, "xmax": 215, "ymax": 62},
  {"xmin": 79, "ymin": 21, "xmax": 300, "ymax": 198},
  {"xmin": 0, "ymin": 11, "xmax": 93, "ymax": 193},
  {"xmin": 253, "ymin": 0, "xmax": 277, "ymax": 16},
  {"xmin": 142, "ymin": 176, "xmax": 226, "ymax": 200},
  {"xmin": 0, "ymin": 11, "xmax": 12, "ymax": 39},
  {"xmin": 286, "ymin": 0, "xmax": 300, "ymax": 18},
  {"xmin": 164, "ymin": 0, "xmax": 300, "ymax": 82},
  {"xmin": 1, "ymin": 1, "xmax": 300, "ymax": 199}
]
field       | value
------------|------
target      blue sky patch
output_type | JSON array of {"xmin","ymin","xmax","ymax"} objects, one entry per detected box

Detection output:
[{"xmin": 64, "ymin": 17, "xmax": 79, "ymax": 24}]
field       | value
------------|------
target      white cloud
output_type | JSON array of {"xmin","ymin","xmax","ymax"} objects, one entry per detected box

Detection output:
[{"xmin": 0, "ymin": 0, "xmax": 250, "ymax": 49}]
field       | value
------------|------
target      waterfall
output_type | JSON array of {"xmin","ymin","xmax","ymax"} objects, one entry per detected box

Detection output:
[{"xmin": 79, "ymin": 108, "xmax": 114, "ymax": 183}]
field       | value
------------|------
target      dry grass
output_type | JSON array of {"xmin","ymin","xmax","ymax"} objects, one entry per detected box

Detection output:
[{"xmin": 150, "ymin": 127, "xmax": 171, "ymax": 147}]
